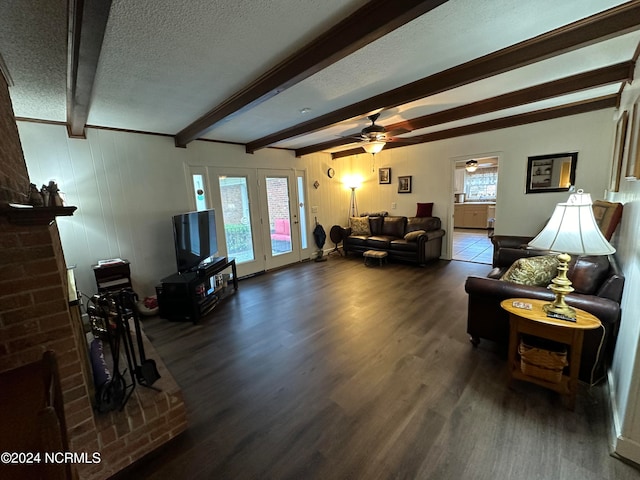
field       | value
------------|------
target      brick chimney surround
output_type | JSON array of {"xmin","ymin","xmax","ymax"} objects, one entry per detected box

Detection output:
[{"xmin": 0, "ymin": 74, "xmax": 187, "ymax": 479}]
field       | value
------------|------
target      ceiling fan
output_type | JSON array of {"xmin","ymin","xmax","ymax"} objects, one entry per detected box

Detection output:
[
  {"xmin": 465, "ymin": 158, "xmax": 496, "ymax": 172},
  {"xmin": 346, "ymin": 113, "xmax": 412, "ymax": 154}
]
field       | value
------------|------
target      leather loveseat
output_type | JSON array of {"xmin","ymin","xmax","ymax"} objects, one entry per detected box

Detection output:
[
  {"xmin": 341, "ymin": 214, "xmax": 445, "ymax": 266},
  {"xmin": 465, "ymin": 246, "xmax": 624, "ymax": 385}
]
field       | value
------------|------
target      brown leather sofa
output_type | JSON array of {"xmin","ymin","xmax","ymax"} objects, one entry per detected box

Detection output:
[
  {"xmin": 465, "ymin": 246, "xmax": 624, "ymax": 385},
  {"xmin": 341, "ymin": 215, "xmax": 445, "ymax": 265}
]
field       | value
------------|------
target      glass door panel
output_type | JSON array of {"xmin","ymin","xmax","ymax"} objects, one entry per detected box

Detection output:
[
  {"xmin": 192, "ymin": 174, "xmax": 207, "ymax": 211},
  {"xmin": 260, "ymin": 170, "xmax": 299, "ymax": 270},
  {"xmin": 297, "ymin": 175, "xmax": 308, "ymax": 250},
  {"xmin": 218, "ymin": 176, "xmax": 255, "ymax": 263},
  {"xmin": 265, "ymin": 176, "xmax": 293, "ymax": 256},
  {"xmin": 209, "ymin": 168, "xmax": 265, "ymax": 278}
]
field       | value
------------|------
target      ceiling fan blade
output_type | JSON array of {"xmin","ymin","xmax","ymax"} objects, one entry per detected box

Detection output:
[
  {"xmin": 341, "ymin": 133, "xmax": 366, "ymax": 141},
  {"xmin": 387, "ymin": 135, "xmax": 421, "ymax": 144},
  {"xmin": 385, "ymin": 127, "xmax": 410, "ymax": 137}
]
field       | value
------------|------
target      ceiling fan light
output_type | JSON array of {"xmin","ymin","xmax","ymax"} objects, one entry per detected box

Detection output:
[
  {"xmin": 362, "ymin": 141, "xmax": 385, "ymax": 154},
  {"xmin": 465, "ymin": 159, "xmax": 478, "ymax": 172}
]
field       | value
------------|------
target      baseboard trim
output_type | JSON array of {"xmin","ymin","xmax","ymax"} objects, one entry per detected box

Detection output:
[{"xmin": 607, "ymin": 369, "xmax": 640, "ymax": 467}]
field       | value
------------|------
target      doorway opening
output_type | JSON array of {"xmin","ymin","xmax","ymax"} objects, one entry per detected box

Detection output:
[{"xmin": 452, "ymin": 155, "xmax": 498, "ymax": 264}]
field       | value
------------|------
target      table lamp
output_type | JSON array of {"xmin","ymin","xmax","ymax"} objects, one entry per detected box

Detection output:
[{"xmin": 527, "ymin": 189, "xmax": 616, "ymax": 319}]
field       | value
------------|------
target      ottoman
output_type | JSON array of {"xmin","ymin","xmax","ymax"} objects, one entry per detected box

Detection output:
[{"xmin": 363, "ymin": 249, "xmax": 388, "ymax": 266}]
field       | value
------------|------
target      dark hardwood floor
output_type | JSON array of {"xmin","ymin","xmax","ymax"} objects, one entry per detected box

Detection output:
[{"xmin": 117, "ymin": 256, "xmax": 639, "ymax": 479}]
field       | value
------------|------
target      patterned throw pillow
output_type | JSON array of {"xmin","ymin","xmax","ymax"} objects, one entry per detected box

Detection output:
[
  {"xmin": 500, "ymin": 255, "xmax": 559, "ymax": 286},
  {"xmin": 404, "ymin": 230, "xmax": 426, "ymax": 241},
  {"xmin": 350, "ymin": 216, "xmax": 371, "ymax": 236}
]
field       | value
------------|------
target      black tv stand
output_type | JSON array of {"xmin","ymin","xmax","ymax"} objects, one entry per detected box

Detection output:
[
  {"xmin": 156, "ymin": 258, "xmax": 238, "ymax": 323},
  {"xmin": 196, "ymin": 256, "xmax": 226, "ymax": 275}
]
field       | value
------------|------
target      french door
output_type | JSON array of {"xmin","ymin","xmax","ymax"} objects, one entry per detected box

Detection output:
[
  {"xmin": 258, "ymin": 170, "xmax": 301, "ymax": 270},
  {"xmin": 205, "ymin": 167, "xmax": 309, "ymax": 277}
]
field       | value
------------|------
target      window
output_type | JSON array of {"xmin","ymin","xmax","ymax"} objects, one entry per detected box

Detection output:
[
  {"xmin": 465, "ymin": 167, "xmax": 498, "ymax": 201},
  {"xmin": 192, "ymin": 174, "xmax": 207, "ymax": 211}
]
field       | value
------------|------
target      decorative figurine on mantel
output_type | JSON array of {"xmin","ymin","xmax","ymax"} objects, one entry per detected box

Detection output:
[
  {"xmin": 48, "ymin": 181, "xmax": 63, "ymax": 207},
  {"xmin": 40, "ymin": 184, "xmax": 50, "ymax": 206},
  {"xmin": 41, "ymin": 181, "xmax": 64, "ymax": 207},
  {"xmin": 27, "ymin": 183, "xmax": 44, "ymax": 206}
]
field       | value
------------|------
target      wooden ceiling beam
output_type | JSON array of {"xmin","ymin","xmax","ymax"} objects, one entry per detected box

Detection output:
[
  {"xmin": 248, "ymin": 1, "xmax": 640, "ymax": 153},
  {"xmin": 331, "ymin": 95, "xmax": 619, "ymax": 159},
  {"xmin": 173, "ymin": 0, "xmax": 448, "ymax": 148},
  {"xmin": 66, "ymin": 0, "xmax": 113, "ymax": 138},
  {"xmin": 296, "ymin": 61, "xmax": 633, "ymax": 156},
  {"xmin": 382, "ymin": 61, "xmax": 633, "ymax": 133}
]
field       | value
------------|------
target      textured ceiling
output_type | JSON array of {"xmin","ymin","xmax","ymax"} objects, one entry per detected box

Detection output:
[
  {"xmin": 0, "ymin": 0, "xmax": 639, "ymax": 155},
  {"xmin": 0, "ymin": 0, "xmax": 67, "ymax": 121}
]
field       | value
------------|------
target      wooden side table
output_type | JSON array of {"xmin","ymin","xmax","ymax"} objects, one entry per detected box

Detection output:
[{"xmin": 500, "ymin": 298, "xmax": 601, "ymax": 410}]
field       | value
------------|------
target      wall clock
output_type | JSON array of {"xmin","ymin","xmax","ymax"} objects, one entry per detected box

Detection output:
[{"xmin": 327, "ymin": 168, "xmax": 335, "ymax": 178}]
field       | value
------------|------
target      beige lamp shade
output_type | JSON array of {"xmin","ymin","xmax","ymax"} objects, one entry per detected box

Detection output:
[
  {"xmin": 528, "ymin": 190, "xmax": 615, "ymax": 255},
  {"xmin": 527, "ymin": 190, "xmax": 615, "ymax": 319}
]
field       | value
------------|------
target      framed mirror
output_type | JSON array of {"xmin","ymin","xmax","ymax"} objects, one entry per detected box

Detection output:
[{"xmin": 525, "ymin": 152, "xmax": 577, "ymax": 194}]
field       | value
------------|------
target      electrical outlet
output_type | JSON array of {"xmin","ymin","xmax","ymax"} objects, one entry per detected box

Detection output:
[
  {"xmin": 391, "ymin": 202, "xmax": 397, "ymax": 209},
  {"xmin": 311, "ymin": 206, "xmax": 318, "ymax": 213}
]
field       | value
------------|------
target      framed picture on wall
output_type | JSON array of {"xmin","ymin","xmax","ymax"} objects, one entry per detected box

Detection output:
[
  {"xmin": 398, "ymin": 175, "xmax": 412, "ymax": 193},
  {"xmin": 379, "ymin": 167, "xmax": 391, "ymax": 184},
  {"xmin": 525, "ymin": 152, "xmax": 577, "ymax": 194},
  {"xmin": 610, "ymin": 111, "xmax": 629, "ymax": 192}
]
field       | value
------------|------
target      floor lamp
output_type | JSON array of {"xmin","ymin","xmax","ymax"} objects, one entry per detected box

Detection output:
[
  {"xmin": 349, "ymin": 186, "xmax": 358, "ymax": 218},
  {"xmin": 527, "ymin": 189, "xmax": 616, "ymax": 319}
]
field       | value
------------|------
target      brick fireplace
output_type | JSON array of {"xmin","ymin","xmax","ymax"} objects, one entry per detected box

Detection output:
[{"xmin": 0, "ymin": 73, "xmax": 187, "ymax": 479}]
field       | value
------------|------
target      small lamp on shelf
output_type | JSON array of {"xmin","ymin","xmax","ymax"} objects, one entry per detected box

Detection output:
[{"xmin": 527, "ymin": 189, "xmax": 615, "ymax": 319}]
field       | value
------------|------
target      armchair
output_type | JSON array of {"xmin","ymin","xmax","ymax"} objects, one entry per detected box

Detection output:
[
  {"xmin": 466, "ymin": 199, "xmax": 624, "ymax": 385},
  {"xmin": 465, "ymin": 251, "xmax": 624, "ymax": 385}
]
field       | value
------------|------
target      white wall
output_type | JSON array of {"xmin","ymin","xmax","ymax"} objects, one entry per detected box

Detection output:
[
  {"xmin": 18, "ymin": 108, "xmax": 615, "ymax": 299},
  {"xmin": 20, "ymin": 125, "xmax": 189, "ymax": 299},
  {"xmin": 607, "ymin": 61, "xmax": 640, "ymax": 463},
  {"xmin": 327, "ymin": 108, "xmax": 614, "ymax": 250}
]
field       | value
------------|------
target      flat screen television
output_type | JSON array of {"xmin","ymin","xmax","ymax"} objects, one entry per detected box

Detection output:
[{"xmin": 172, "ymin": 209, "xmax": 219, "ymax": 273}]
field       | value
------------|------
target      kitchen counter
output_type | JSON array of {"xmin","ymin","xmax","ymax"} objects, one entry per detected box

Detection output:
[{"xmin": 454, "ymin": 201, "xmax": 496, "ymax": 205}]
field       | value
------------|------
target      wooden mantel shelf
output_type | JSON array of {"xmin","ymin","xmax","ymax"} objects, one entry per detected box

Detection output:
[{"xmin": 0, "ymin": 204, "xmax": 77, "ymax": 226}]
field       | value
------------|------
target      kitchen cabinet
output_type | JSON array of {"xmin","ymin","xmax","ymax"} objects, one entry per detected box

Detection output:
[{"xmin": 454, "ymin": 203, "xmax": 494, "ymax": 229}]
